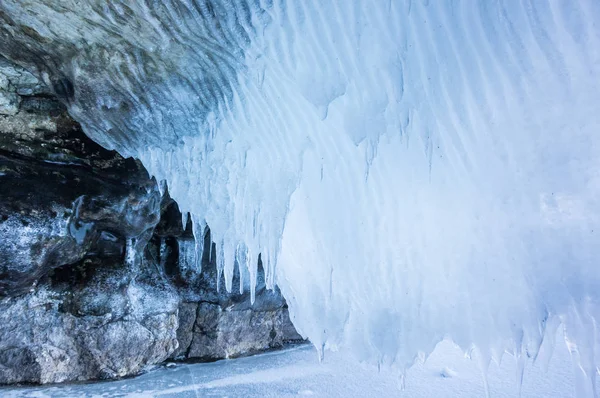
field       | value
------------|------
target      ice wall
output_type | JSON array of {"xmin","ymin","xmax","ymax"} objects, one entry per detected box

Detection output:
[{"xmin": 2, "ymin": 1, "xmax": 600, "ymax": 395}]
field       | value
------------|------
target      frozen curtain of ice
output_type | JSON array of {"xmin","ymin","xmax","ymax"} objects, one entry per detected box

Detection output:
[{"xmin": 2, "ymin": 0, "xmax": 600, "ymax": 394}]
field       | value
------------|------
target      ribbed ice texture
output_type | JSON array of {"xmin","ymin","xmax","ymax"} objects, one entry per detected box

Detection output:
[{"xmin": 2, "ymin": 1, "xmax": 600, "ymax": 395}]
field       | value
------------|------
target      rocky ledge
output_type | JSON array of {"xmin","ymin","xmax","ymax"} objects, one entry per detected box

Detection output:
[{"xmin": 0, "ymin": 57, "xmax": 302, "ymax": 385}]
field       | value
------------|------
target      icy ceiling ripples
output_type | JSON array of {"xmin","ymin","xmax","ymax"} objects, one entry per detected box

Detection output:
[{"xmin": 1, "ymin": 1, "xmax": 600, "ymax": 394}]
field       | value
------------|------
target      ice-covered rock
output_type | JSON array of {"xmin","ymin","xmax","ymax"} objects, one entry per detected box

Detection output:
[
  {"xmin": 0, "ymin": 58, "xmax": 301, "ymax": 385},
  {"xmin": 0, "ymin": 57, "xmax": 161, "ymax": 297},
  {"xmin": 0, "ymin": 58, "xmax": 174, "ymax": 384}
]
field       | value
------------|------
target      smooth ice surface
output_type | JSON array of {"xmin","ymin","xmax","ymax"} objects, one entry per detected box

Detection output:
[
  {"xmin": 1, "ymin": 331, "xmax": 594, "ymax": 397},
  {"xmin": 2, "ymin": 1, "xmax": 600, "ymax": 393}
]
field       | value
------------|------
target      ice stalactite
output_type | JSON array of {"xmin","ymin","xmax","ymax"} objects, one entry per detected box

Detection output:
[
  {"xmin": 125, "ymin": 238, "xmax": 137, "ymax": 271},
  {"xmin": 178, "ymin": 239, "xmax": 197, "ymax": 275},
  {"xmin": 191, "ymin": 214, "xmax": 207, "ymax": 274}
]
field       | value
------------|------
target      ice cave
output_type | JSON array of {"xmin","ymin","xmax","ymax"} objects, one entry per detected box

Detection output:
[{"xmin": 0, "ymin": 1, "xmax": 599, "ymax": 397}]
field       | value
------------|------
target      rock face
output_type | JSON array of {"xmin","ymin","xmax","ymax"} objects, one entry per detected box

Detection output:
[
  {"xmin": 0, "ymin": 57, "xmax": 302, "ymax": 385},
  {"xmin": 0, "ymin": 56, "xmax": 161, "ymax": 297},
  {"xmin": 0, "ymin": 280, "xmax": 179, "ymax": 384}
]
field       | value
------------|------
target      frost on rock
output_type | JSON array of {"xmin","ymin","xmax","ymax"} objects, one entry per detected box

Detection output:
[{"xmin": 1, "ymin": 1, "xmax": 600, "ymax": 394}]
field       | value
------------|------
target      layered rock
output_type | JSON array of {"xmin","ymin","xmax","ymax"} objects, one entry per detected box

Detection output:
[{"xmin": 0, "ymin": 57, "xmax": 302, "ymax": 385}]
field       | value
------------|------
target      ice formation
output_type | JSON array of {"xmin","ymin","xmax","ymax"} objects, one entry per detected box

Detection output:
[{"xmin": 2, "ymin": 0, "xmax": 600, "ymax": 395}]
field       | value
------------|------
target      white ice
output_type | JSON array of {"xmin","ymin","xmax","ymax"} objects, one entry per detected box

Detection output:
[
  {"xmin": 134, "ymin": 2, "xmax": 600, "ymax": 393},
  {"xmin": 1, "ymin": 329, "xmax": 593, "ymax": 397}
]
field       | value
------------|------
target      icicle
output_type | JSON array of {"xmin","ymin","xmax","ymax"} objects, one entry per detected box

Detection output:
[
  {"xmin": 249, "ymin": 275, "xmax": 255, "ymax": 304},
  {"xmin": 223, "ymin": 241, "xmax": 235, "ymax": 293},
  {"xmin": 157, "ymin": 179, "xmax": 167, "ymax": 197},
  {"xmin": 125, "ymin": 238, "xmax": 137, "ymax": 270},
  {"xmin": 178, "ymin": 239, "xmax": 196, "ymax": 272},
  {"xmin": 477, "ymin": 349, "xmax": 491, "ymax": 398},
  {"xmin": 216, "ymin": 241, "xmax": 225, "ymax": 293},
  {"xmin": 398, "ymin": 369, "xmax": 406, "ymax": 391},
  {"xmin": 194, "ymin": 234, "xmax": 204, "ymax": 272},
  {"xmin": 489, "ymin": 341, "xmax": 504, "ymax": 368},
  {"xmin": 316, "ymin": 343, "xmax": 325, "ymax": 363},
  {"xmin": 464, "ymin": 346, "xmax": 474, "ymax": 360},
  {"xmin": 510, "ymin": 328, "xmax": 525, "ymax": 397},
  {"xmin": 181, "ymin": 211, "xmax": 189, "ymax": 231},
  {"xmin": 535, "ymin": 316, "xmax": 560, "ymax": 373},
  {"xmin": 159, "ymin": 237, "xmax": 167, "ymax": 268},
  {"xmin": 249, "ymin": 255, "xmax": 257, "ymax": 305},
  {"xmin": 216, "ymin": 267, "xmax": 223, "ymax": 293},
  {"xmin": 512, "ymin": 337, "xmax": 525, "ymax": 397},
  {"xmin": 236, "ymin": 244, "xmax": 248, "ymax": 295},
  {"xmin": 263, "ymin": 249, "xmax": 275, "ymax": 290},
  {"xmin": 563, "ymin": 307, "xmax": 598, "ymax": 398},
  {"xmin": 190, "ymin": 214, "xmax": 206, "ymax": 272}
]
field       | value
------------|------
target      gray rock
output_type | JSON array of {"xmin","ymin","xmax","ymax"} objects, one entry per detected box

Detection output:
[
  {"xmin": 0, "ymin": 55, "xmax": 51, "ymax": 116},
  {"xmin": 0, "ymin": 74, "xmax": 8, "ymax": 91},
  {"xmin": 0, "ymin": 56, "xmax": 50, "ymax": 97},
  {"xmin": 282, "ymin": 310, "xmax": 304, "ymax": 342},
  {"xmin": 187, "ymin": 303, "xmax": 287, "ymax": 360},
  {"xmin": 170, "ymin": 301, "xmax": 198, "ymax": 360},
  {"xmin": 0, "ymin": 276, "xmax": 179, "ymax": 384},
  {"xmin": 0, "ymin": 91, "xmax": 19, "ymax": 115}
]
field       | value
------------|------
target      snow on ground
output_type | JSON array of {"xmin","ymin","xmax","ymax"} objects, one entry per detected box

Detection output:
[{"xmin": 2, "ymin": 331, "xmax": 591, "ymax": 397}]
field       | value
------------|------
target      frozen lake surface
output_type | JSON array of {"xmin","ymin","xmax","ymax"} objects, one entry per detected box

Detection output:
[{"xmin": 2, "ymin": 333, "xmax": 590, "ymax": 398}]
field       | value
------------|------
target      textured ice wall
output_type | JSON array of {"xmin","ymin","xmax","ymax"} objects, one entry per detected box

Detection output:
[{"xmin": 2, "ymin": 1, "xmax": 600, "ymax": 394}]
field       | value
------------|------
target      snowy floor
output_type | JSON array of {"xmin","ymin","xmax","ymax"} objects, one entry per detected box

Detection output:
[{"xmin": 2, "ymin": 336, "xmax": 590, "ymax": 398}]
